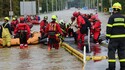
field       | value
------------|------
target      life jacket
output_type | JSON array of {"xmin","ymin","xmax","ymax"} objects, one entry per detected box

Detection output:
[
  {"xmin": 17, "ymin": 24, "xmax": 28, "ymax": 33},
  {"xmin": 11, "ymin": 20, "xmax": 17, "ymax": 31},
  {"xmin": 43, "ymin": 20, "xmax": 48, "ymax": 29},
  {"xmin": 2, "ymin": 23, "xmax": 10, "ymax": 38},
  {"xmin": 11, "ymin": 20, "xmax": 17, "ymax": 25},
  {"xmin": 48, "ymin": 23, "xmax": 57, "ymax": 31},
  {"xmin": 48, "ymin": 23, "xmax": 57, "ymax": 36}
]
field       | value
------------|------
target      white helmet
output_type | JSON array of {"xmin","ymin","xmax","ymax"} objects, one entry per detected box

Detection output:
[{"xmin": 59, "ymin": 20, "xmax": 64, "ymax": 24}]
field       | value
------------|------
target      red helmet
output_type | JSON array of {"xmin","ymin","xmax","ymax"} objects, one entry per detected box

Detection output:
[
  {"xmin": 91, "ymin": 15, "xmax": 96, "ymax": 20},
  {"xmin": 71, "ymin": 16, "xmax": 75, "ymax": 21},
  {"xmin": 20, "ymin": 17, "xmax": 25, "ymax": 22},
  {"xmin": 73, "ymin": 11, "xmax": 80, "ymax": 17}
]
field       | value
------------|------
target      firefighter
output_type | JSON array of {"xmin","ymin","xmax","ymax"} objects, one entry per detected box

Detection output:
[
  {"xmin": 14, "ymin": 17, "xmax": 30, "ymax": 49},
  {"xmin": 73, "ymin": 11, "xmax": 85, "ymax": 50},
  {"xmin": 2, "ymin": 17, "xmax": 12, "ymax": 48},
  {"xmin": 106, "ymin": 2, "xmax": 125, "ymax": 70},
  {"xmin": 26, "ymin": 15, "xmax": 32, "ymax": 22},
  {"xmin": 90, "ymin": 15, "xmax": 101, "ymax": 44},
  {"xmin": 11, "ymin": 18, "xmax": 18, "ymax": 31},
  {"xmin": 40, "ymin": 16, "xmax": 48, "ymax": 38},
  {"xmin": 73, "ymin": 11, "xmax": 91, "ymax": 50},
  {"xmin": 45, "ymin": 15, "xmax": 63, "ymax": 51},
  {"xmin": 59, "ymin": 20, "xmax": 67, "ymax": 37},
  {"xmin": 14, "ymin": 16, "xmax": 19, "ymax": 24}
]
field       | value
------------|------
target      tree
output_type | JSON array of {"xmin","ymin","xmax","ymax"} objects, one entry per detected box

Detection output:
[{"xmin": 0, "ymin": 0, "xmax": 67, "ymax": 17}]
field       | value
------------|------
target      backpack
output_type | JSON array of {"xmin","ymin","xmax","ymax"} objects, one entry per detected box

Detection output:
[
  {"xmin": 80, "ymin": 17, "xmax": 91, "ymax": 34},
  {"xmin": 80, "ymin": 24, "xmax": 88, "ymax": 34},
  {"xmin": 2, "ymin": 23, "xmax": 10, "ymax": 38}
]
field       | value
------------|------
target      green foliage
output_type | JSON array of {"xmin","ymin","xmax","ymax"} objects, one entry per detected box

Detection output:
[{"xmin": 0, "ymin": 0, "xmax": 66, "ymax": 17}]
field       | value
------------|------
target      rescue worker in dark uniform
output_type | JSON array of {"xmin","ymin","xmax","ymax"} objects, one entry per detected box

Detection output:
[
  {"xmin": 106, "ymin": 2, "xmax": 125, "ymax": 70},
  {"xmin": 45, "ymin": 15, "xmax": 63, "ymax": 51},
  {"xmin": 14, "ymin": 17, "xmax": 30, "ymax": 49}
]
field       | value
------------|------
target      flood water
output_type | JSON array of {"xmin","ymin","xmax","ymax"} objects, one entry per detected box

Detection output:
[{"xmin": 0, "ymin": 44, "xmax": 82, "ymax": 70}]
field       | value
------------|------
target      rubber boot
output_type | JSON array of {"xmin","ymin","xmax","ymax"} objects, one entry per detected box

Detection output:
[
  {"xmin": 20, "ymin": 44, "xmax": 24, "ymax": 49},
  {"xmin": 24, "ymin": 44, "xmax": 28, "ymax": 48}
]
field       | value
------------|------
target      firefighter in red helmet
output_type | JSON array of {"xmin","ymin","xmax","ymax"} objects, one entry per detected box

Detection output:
[
  {"xmin": 14, "ymin": 16, "xmax": 30, "ymax": 49},
  {"xmin": 73, "ymin": 11, "xmax": 91, "ymax": 50}
]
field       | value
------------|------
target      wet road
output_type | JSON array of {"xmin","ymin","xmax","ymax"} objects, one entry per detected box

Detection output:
[
  {"xmin": 0, "ymin": 45, "xmax": 82, "ymax": 70},
  {"xmin": 65, "ymin": 37, "xmax": 120, "ymax": 70}
]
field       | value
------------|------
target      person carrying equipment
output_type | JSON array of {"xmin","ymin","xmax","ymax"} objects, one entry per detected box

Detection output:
[
  {"xmin": 1, "ymin": 17, "xmax": 12, "ymax": 48},
  {"xmin": 73, "ymin": 11, "xmax": 91, "ymax": 50},
  {"xmin": 14, "ymin": 17, "xmax": 30, "ymax": 49},
  {"xmin": 45, "ymin": 15, "xmax": 63, "ymax": 51},
  {"xmin": 106, "ymin": 2, "xmax": 125, "ymax": 70}
]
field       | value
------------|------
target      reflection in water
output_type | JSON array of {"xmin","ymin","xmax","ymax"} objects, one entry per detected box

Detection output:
[
  {"xmin": 0, "ymin": 45, "xmax": 82, "ymax": 70},
  {"xmin": 19, "ymin": 50, "xmax": 30, "ymax": 60},
  {"xmin": 17, "ymin": 50, "xmax": 30, "ymax": 70},
  {"xmin": 17, "ymin": 62, "xmax": 30, "ymax": 70},
  {"xmin": 46, "ymin": 50, "xmax": 64, "ymax": 70},
  {"xmin": 1, "ymin": 48, "xmax": 11, "ymax": 70}
]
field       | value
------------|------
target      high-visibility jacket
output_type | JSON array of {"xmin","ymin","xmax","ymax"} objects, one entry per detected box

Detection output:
[
  {"xmin": 106, "ymin": 12, "xmax": 125, "ymax": 39},
  {"xmin": 2, "ymin": 22, "xmax": 12, "ymax": 35}
]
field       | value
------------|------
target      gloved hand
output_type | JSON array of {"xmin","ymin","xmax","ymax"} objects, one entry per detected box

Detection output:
[
  {"xmin": 11, "ymin": 35, "xmax": 14, "ymax": 38},
  {"xmin": 106, "ymin": 37, "xmax": 110, "ymax": 44},
  {"xmin": 106, "ymin": 39, "xmax": 109, "ymax": 43}
]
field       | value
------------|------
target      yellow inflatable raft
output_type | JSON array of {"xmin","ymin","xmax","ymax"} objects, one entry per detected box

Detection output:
[{"xmin": 0, "ymin": 32, "xmax": 41, "ymax": 46}]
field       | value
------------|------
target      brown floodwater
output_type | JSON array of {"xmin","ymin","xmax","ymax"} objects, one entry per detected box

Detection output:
[{"xmin": 0, "ymin": 44, "xmax": 82, "ymax": 70}]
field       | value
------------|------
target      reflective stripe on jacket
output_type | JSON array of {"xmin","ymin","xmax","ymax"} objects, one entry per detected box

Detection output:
[{"xmin": 106, "ymin": 12, "xmax": 125, "ymax": 39}]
